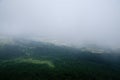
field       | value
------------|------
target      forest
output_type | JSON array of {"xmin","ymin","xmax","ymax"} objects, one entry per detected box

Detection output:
[{"xmin": 0, "ymin": 39, "xmax": 120, "ymax": 80}]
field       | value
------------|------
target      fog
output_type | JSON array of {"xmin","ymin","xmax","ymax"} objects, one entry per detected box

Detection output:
[{"xmin": 0, "ymin": 0, "xmax": 120, "ymax": 48}]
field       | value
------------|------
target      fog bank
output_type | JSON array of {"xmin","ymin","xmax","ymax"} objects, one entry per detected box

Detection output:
[{"xmin": 0, "ymin": 0, "xmax": 120, "ymax": 48}]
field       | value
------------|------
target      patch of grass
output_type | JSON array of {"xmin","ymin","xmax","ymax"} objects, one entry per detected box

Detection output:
[{"xmin": 1, "ymin": 58, "xmax": 55, "ymax": 68}]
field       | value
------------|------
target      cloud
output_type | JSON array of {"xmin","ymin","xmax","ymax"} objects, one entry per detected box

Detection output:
[{"xmin": 0, "ymin": 0, "xmax": 120, "ymax": 48}]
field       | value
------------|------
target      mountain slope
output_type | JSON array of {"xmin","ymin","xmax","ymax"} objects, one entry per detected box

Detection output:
[{"xmin": 0, "ymin": 38, "xmax": 120, "ymax": 80}]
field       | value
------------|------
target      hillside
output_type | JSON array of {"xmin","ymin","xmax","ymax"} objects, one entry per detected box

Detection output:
[{"xmin": 0, "ymin": 38, "xmax": 120, "ymax": 80}]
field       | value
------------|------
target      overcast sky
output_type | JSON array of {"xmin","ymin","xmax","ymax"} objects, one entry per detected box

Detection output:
[{"xmin": 0, "ymin": 0, "xmax": 120, "ymax": 48}]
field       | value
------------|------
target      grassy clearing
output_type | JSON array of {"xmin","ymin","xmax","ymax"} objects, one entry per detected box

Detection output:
[
  {"xmin": 18, "ymin": 58, "xmax": 55, "ymax": 68},
  {"xmin": 0, "ymin": 58, "xmax": 55, "ymax": 68}
]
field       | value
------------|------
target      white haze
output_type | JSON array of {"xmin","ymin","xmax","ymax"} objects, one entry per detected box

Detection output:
[{"xmin": 0, "ymin": 0, "xmax": 120, "ymax": 48}]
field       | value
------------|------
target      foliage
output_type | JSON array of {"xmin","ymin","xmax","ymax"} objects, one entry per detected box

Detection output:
[{"xmin": 0, "ymin": 40, "xmax": 120, "ymax": 80}]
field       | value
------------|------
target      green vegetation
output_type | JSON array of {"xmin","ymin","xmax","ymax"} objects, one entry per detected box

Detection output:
[
  {"xmin": 0, "ymin": 39, "xmax": 120, "ymax": 80},
  {"xmin": 17, "ymin": 58, "xmax": 55, "ymax": 68},
  {"xmin": 0, "ymin": 58, "xmax": 55, "ymax": 68}
]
